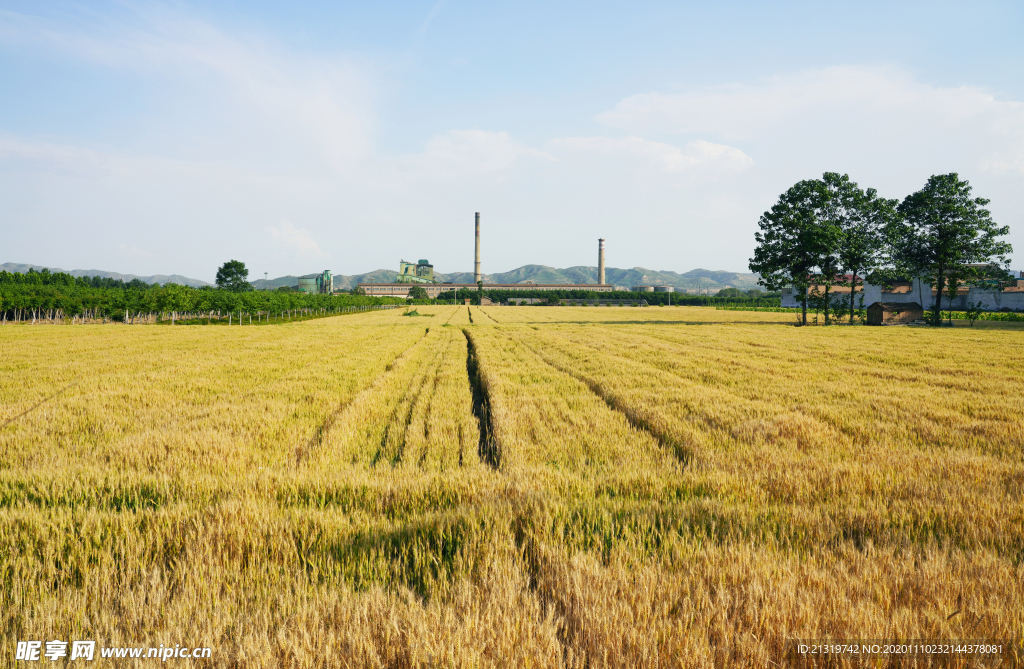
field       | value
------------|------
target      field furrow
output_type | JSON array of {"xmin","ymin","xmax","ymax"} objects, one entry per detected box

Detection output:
[{"xmin": 465, "ymin": 327, "xmax": 680, "ymax": 496}]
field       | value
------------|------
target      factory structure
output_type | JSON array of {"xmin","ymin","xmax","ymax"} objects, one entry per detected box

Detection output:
[
  {"xmin": 358, "ymin": 213, "xmax": 614, "ymax": 298},
  {"xmin": 297, "ymin": 270, "xmax": 333, "ymax": 295},
  {"xmin": 397, "ymin": 260, "xmax": 435, "ymax": 284}
]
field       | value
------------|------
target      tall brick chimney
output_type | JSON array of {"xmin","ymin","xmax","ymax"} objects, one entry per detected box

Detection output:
[{"xmin": 474, "ymin": 212, "xmax": 481, "ymax": 284}]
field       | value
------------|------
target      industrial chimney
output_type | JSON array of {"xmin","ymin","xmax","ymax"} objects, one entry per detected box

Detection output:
[
  {"xmin": 598, "ymin": 238, "xmax": 606, "ymax": 285},
  {"xmin": 474, "ymin": 212, "xmax": 481, "ymax": 284}
]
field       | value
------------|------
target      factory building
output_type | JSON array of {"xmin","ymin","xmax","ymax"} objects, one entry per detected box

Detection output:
[
  {"xmin": 397, "ymin": 259, "xmax": 435, "ymax": 284},
  {"xmin": 358, "ymin": 213, "xmax": 613, "ymax": 297},
  {"xmin": 297, "ymin": 270, "xmax": 332, "ymax": 294}
]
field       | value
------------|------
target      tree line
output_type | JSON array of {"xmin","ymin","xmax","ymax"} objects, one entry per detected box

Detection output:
[
  {"xmin": 1, "ymin": 269, "xmax": 156, "ymax": 290},
  {"xmin": 0, "ymin": 268, "xmax": 400, "ymax": 324},
  {"xmin": 432, "ymin": 286, "xmax": 782, "ymax": 307},
  {"xmin": 749, "ymin": 173, "xmax": 1013, "ymax": 326}
]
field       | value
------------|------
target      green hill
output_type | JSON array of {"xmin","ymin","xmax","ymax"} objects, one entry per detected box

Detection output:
[
  {"xmin": 254, "ymin": 265, "xmax": 761, "ymax": 293},
  {"xmin": 1, "ymin": 263, "xmax": 210, "ymax": 288},
  {"xmin": 5, "ymin": 262, "xmax": 759, "ymax": 293},
  {"xmin": 437, "ymin": 266, "xmax": 760, "ymax": 291}
]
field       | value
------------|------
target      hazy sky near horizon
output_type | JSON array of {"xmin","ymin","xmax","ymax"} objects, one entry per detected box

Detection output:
[{"xmin": 2, "ymin": 0, "xmax": 1023, "ymax": 282}]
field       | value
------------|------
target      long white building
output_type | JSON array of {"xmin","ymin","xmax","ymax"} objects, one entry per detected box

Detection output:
[
  {"xmin": 781, "ymin": 275, "xmax": 1024, "ymax": 311},
  {"xmin": 360, "ymin": 283, "xmax": 613, "ymax": 298}
]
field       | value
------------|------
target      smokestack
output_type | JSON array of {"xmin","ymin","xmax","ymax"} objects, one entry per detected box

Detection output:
[
  {"xmin": 598, "ymin": 238, "xmax": 606, "ymax": 285},
  {"xmin": 474, "ymin": 212, "xmax": 481, "ymax": 284}
]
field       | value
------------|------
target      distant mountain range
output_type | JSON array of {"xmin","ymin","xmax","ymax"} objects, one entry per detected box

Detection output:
[
  {"xmin": 5, "ymin": 262, "xmax": 760, "ymax": 293},
  {"xmin": 253, "ymin": 265, "xmax": 761, "ymax": 292},
  {"xmin": 1, "ymin": 263, "xmax": 211, "ymax": 288}
]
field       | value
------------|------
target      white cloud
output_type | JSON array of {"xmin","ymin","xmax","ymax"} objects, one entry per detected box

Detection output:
[
  {"xmin": 551, "ymin": 136, "xmax": 752, "ymax": 173},
  {"xmin": 0, "ymin": 137, "xmax": 115, "ymax": 177},
  {"xmin": 0, "ymin": 6, "xmax": 375, "ymax": 171},
  {"xmin": 983, "ymin": 154, "xmax": 1024, "ymax": 176},
  {"xmin": 118, "ymin": 243, "xmax": 155, "ymax": 259},
  {"xmin": 596, "ymin": 66, "xmax": 1024, "ymax": 150},
  {"xmin": 419, "ymin": 130, "xmax": 554, "ymax": 173},
  {"xmin": 266, "ymin": 221, "xmax": 327, "ymax": 257}
]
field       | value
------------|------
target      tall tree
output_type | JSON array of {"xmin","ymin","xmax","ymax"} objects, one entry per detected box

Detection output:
[
  {"xmin": 820, "ymin": 173, "xmax": 897, "ymax": 323},
  {"xmin": 215, "ymin": 260, "xmax": 252, "ymax": 292},
  {"xmin": 892, "ymin": 174, "xmax": 1012, "ymax": 325},
  {"xmin": 749, "ymin": 179, "xmax": 838, "ymax": 325}
]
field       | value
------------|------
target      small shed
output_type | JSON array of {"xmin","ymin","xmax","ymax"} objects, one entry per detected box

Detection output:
[
  {"xmin": 480, "ymin": 297, "xmax": 494, "ymax": 306},
  {"xmin": 866, "ymin": 301, "xmax": 923, "ymax": 326}
]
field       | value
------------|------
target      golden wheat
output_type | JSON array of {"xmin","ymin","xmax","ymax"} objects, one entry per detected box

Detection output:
[{"xmin": 1, "ymin": 305, "xmax": 1021, "ymax": 668}]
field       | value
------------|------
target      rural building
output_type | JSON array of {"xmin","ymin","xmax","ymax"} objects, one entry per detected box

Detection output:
[
  {"xmin": 561, "ymin": 299, "xmax": 649, "ymax": 306},
  {"xmin": 866, "ymin": 302, "xmax": 923, "ymax": 326},
  {"xmin": 782, "ymin": 273, "xmax": 1024, "ymax": 312}
]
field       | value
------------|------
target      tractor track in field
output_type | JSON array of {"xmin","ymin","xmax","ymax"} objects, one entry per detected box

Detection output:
[
  {"xmin": 294, "ymin": 326, "xmax": 432, "ymax": 466},
  {"xmin": 462, "ymin": 329, "xmax": 499, "ymax": 469},
  {"xmin": 371, "ymin": 337, "xmax": 446, "ymax": 468},
  {"xmin": 515, "ymin": 336, "xmax": 693, "ymax": 468},
  {"xmin": 476, "ymin": 308, "xmax": 500, "ymax": 324}
]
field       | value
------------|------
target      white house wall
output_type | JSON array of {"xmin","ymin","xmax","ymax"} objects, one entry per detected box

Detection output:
[{"xmin": 781, "ymin": 280, "xmax": 1024, "ymax": 311}]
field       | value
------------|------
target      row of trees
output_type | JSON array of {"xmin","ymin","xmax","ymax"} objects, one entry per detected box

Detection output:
[
  {"xmin": 432, "ymin": 286, "xmax": 782, "ymax": 307},
  {"xmin": 1, "ymin": 269, "xmax": 155, "ymax": 290},
  {"xmin": 749, "ymin": 173, "xmax": 1013, "ymax": 325},
  {"xmin": 0, "ymin": 274, "xmax": 399, "ymax": 323}
]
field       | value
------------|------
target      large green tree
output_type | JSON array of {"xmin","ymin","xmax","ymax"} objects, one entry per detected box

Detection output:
[
  {"xmin": 749, "ymin": 179, "xmax": 839, "ymax": 325},
  {"xmin": 215, "ymin": 260, "xmax": 252, "ymax": 292},
  {"xmin": 821, "ymin": 173, "xmax": 898, "ymax": 323},
  {"xmin": 891, "ymin": 174, "xmax": 1012, "ymax": 325},
  {"xmin": 407, "ymin": 285, "xmax": 428, "ymax": 300}
]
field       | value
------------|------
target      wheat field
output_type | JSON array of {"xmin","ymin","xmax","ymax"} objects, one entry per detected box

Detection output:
[{"xmin": 1, "ymin": 306, "xmax": 1022, "ymax": 667}]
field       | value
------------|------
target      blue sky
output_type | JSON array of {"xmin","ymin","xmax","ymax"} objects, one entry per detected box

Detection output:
[{"xmin": 2, "ymin": 0, "xmax": 1022, "ymax": 281}]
